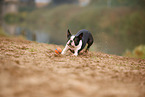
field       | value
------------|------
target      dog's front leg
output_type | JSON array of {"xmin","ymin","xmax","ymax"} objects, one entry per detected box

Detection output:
[
  {"xmin": 61, "ymin": 45, "xmax": 69, "ymax": 55},
  {"xmin": 73, "ymin": 49, "xmax": 79, "ymax": 56}
]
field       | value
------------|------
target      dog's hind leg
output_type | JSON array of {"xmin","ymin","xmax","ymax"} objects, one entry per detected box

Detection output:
[{"xmin": 85, "ymin": 38, "xmax": 93, "ymax": 52}]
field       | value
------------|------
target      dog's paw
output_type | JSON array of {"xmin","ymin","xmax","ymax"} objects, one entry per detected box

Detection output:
[{"xmin": 72, "ymin": 53, "xmax": 78, "ymax": 56}]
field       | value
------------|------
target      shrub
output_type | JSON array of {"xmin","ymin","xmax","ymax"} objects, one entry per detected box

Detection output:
[
  {"xmin": 123, "ymin": 45, "xmax": 145, "ymax": 59},
  {"xmin": 4, "ymin": 13, "xmax": 21, "ymax": 24}
]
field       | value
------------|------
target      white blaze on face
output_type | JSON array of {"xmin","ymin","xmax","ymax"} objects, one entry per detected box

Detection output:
[
  {"xmin": 67, "ymin": 35, "xmax": 75, "ymax": 47},
  {"xmin": 70, "ymin": 36, "xmax": 75, "ymax": 46}
]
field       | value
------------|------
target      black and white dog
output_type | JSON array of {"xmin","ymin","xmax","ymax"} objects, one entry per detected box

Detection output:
[{"xmin": 61, "ymin": 29, "xmax": 93, "ymax": 56}]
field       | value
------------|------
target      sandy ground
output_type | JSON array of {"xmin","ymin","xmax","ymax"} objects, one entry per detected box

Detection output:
[{"xmin": 0, "ymin": 37, "xmax": 145, "ymax": 97}]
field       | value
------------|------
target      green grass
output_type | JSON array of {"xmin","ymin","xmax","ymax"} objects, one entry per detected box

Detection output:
[{"xmin": 0, "ymin": 27, "xmax": 7, "ymax": 37}]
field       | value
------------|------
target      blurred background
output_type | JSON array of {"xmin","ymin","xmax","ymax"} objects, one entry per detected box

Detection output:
[{"xmin": 0, "ymin": 0, "xmax": 145, "ymax": 58}]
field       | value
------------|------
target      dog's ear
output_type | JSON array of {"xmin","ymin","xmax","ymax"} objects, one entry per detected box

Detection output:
[
  {"xmin": 78, "ymin": 33, "xmax": 83, "ymax": 40},
  {"xmin": 67, "ymin": 29, "xmax": 72, "ymax": 38}
]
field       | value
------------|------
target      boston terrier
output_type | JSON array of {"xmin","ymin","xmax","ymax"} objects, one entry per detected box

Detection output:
[{"xmin": 61, "ymin": 29, "xmax": 94, "ymax": 56}]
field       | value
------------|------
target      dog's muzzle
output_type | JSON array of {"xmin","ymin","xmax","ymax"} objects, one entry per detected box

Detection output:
[
  {"xmin": 67, "ymin": 40, "xmax": 75, "ymax": 48},
  {"xmin": 67, "ymin": 44, "xmax": 74, "ymax": 48}
]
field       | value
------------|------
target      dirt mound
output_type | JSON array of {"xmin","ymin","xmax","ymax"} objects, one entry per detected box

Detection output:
[{"xmin": 0, "ymin": 37, "xmax": 145, "ymax": 97}]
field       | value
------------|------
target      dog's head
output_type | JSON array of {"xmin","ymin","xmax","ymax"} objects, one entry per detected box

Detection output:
[{"xmin": 67, "ymin": 29, "xmax": 83, "ymax": 48}]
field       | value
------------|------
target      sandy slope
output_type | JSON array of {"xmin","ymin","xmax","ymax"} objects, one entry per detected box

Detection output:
[{"xmin": 0, "ymin": 37, "xmax": 145, "ymax": 97}]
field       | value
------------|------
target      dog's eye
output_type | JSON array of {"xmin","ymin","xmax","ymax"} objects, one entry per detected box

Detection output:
[{"xmin": 74, "ymin": 38, "xmax": 79, "ymax": 42}]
